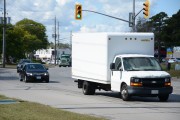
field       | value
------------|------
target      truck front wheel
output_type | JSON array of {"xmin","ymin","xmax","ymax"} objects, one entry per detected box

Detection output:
[
  {"xmin": 158, "ymin": 94, "xmax": 169, "ymax": 102},
  {"xmin": 121, "ymin": 84, "xmax": 131, "ymax": 101},
  {"xmin": 82, "ymin": 81, "xmax": 95, "ymax": 95}
]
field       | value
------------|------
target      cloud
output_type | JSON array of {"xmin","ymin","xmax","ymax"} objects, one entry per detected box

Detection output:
[
  {"xmin": 0, "ymin": 0, "xmax": 178, "ymax": 44},
  {"xmin": 80, "ymin": 23, "xmax": 130, "ymax": 33}
]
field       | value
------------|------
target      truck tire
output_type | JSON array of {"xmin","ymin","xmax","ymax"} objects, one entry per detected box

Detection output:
[
  {"xmin": 82, "ymin": 81, "xmax": 95, "ymax": 95},
  {"xmin": 121, "ymin": 84, "xmax": 131, "ymax": 101},
  {"xmin": 158, "ymin": 94, "xmax": 169, "ymax": 102}
]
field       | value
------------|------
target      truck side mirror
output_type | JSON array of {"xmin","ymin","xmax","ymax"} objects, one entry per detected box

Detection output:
[{"xmin": 110, "ymin": 63, "xmax": 115, "ymax": 70}]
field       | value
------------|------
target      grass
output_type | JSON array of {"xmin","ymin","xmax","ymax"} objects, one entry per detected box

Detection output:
[{"xmin": 0, "ymin": 95, "xmax": 105, "ymax": 120}]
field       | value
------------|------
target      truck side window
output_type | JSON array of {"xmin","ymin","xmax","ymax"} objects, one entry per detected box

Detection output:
[{"xmin": 115, "ymin": 57, "xmax": 121, "ymax": 70}]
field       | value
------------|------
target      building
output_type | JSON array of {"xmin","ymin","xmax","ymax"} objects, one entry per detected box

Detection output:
[{"xmin": 35, "ymin": 48, "xmax": 70, "ymax": 61}]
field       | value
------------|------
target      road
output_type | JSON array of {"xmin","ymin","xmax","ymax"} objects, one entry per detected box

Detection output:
[{"xmin": 0, "ymin": 67, "xmax": 180, "ymax": 120}]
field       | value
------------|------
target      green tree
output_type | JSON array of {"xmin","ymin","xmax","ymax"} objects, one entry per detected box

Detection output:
[
  {"xmin": 6, "ymin": 25, "xmax": 26, "ymax": 61},
  {"xmin": 0, "ymin": 19, "xmax": 49, "ymax": 63},
  {"xmin": 162, "ymin": 10, "xmax": 180, "ymax": 47},
  {"xmin": 15, "ymin": 18, "xmax": 48, "ymax": 52}
]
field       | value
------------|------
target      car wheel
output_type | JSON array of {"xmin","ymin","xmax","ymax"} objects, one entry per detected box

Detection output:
[
  {"xmin": 158, "ymin": 94, "xmax": 169, "ymax": 102},
  {"xmin": 121, "ymin": 84, "xmax": 131, "ymax": 101},
  {"xmin": 19, "ymin": 74, "xmax": 23, "ymax": 82},
  {"xmin": 45, "ymin": 80, "xmax": 49, "ymax": 83},
  {"xmin": 24, "ymin": 76, "xmax": 28, "ymax": 83}
]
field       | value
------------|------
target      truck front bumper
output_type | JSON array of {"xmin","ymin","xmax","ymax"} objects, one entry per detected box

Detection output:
[{"xmin": 127, "ymin": 86, "xmax": 173, "ymax": 96}]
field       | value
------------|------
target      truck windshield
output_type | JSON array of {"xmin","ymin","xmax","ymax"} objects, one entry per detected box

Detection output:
[{"xmin": 123, "ymin": 57, "xmax": 162, "ymax": 71}]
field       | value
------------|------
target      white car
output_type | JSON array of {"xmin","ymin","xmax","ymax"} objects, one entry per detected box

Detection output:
[{"xmin": 168, "ymin": 58, "xmax": 177, "ymax": 63}]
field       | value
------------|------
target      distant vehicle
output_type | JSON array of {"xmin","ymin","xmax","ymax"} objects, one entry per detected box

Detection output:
[
  {"xmin": 19, "ymin": 63, "xmax": 49, "ymax": 83},
  {"xmin": 168, "ymin": 58, "xmax": 177, "ymax": 63},
  {"xmin": 59, "ymin": 54, "xmax": 71, "ymax": 67},
  {"xmin": 17, "ymin": 59, "xmax": 32, "ymax": 73}
]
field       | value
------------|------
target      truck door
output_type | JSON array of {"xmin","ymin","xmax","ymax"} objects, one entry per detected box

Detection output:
[{"xmin": 111, "ymin": 57, "xmax": 122, "ymax": 92}]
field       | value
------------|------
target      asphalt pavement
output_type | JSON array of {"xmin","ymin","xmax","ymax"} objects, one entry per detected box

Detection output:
[{"xmin": 0, "ymin": 67, "xmax": 180, "ymax": 120}]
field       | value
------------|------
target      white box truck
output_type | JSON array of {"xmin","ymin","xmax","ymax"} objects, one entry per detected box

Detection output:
[{"xmin": 72, "ymin": 32, "xmax": 173, "ymax": 101}]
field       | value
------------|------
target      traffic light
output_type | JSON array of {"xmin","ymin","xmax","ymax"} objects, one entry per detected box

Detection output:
[
  {"xmin": 143, "ymin": 0, "xmax": 150, "ymax": 18},
  {"xmin": 75, "ymin": 4, "xmax": 82, "ymax": 20}
]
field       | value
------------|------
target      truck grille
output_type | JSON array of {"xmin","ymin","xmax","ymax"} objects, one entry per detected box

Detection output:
[
  {"xmin": 141, "ymin": 78, "xmax": 165, "ymax": 88},
  {"xmin": 61, "ymin": 60, "xmax": 66, "ymax": 63}
]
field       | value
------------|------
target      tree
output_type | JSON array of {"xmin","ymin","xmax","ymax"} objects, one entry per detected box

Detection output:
[
  {"xmin": 162, "ymin": 10, "xmax": 180, "ymax": 47},
  {"xmin": 135, "ymin": 17, "xmax": 152, "ymax": 32},
  {"xmin": 6, "ymin": 25, "xmax": 26, "ymax": 61},
  {"xmin": 0, "ymin": 19, "xmax": 49, "ymax": 63},
  {"xmin": 15, "ymin": 19, "xmax": 48, "ymax": 52}
]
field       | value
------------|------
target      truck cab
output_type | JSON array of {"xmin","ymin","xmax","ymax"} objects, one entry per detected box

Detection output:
[
  {"xmin": 59, "ymin": 54, "xmax": 71, "ymax": 67},
  {"xmin": 110, "ymin": 54, "xmax": 173, "ymax": 101}
]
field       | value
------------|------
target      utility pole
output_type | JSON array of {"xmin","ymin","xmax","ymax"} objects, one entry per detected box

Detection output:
[
  {"xmin": 70, "ymin": 31, "xmax": 72, "ymax": 55},
  {"xmin": 58, "ymin": 21, "xmax": 60, "ymax": 47},
  {"xmin": 54, "ymin": 16, "xmax": 57, "ymax": 66},
  {"xmin": 57, "ymin": 21, "xmax": 60, "ymax": 59},
  {"xmin": 2, "ymin": 0, "xmax": 6, "ymax": 68}
]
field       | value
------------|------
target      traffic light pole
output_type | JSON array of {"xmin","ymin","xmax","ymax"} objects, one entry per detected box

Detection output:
[
  {"xmin": 133, "ymin": 0, "xmax": 135, "ymax": 32},
  {"xmin": 77, "ymin": 0, "xmax": 148, "ymax": 32}
]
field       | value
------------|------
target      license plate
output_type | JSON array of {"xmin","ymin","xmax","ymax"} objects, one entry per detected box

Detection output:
[
  {"xmin": 151, "ymin": 90, "xmax": 159, "ymax": 94},
  {"xmin": 36, "ymin": 76, "xmax": 41, "ymax": 79}
]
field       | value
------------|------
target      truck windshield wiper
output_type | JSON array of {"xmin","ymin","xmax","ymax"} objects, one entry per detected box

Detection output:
[
  {"xmin": 144, "ymin": 69, "xmax": 156, "ymax": 71},
  {"xmin": 127, "ymin": 69, "xmax": 141, "ymax": 71}
]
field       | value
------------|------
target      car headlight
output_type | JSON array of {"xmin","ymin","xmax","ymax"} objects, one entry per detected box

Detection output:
[
  {"xmin": 27, "ymin": 73, "xmax": 33, "ymax": 76},
  {"xmin": 44, "ymin": 72, "xmax": 49, "ymax": 76}
]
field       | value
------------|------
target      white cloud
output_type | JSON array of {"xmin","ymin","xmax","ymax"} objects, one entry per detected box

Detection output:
[
  {"xmin": 80, "ymin": 23, "xmax": 130, "ymax": 33},
  {"xmin": 0, "ymin": 0, "xmax": 178, "ymax": 44}
]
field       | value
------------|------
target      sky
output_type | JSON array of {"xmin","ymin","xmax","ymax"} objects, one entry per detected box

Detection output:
[{"xmin": 0, "ymin": 0, "xmax": 180, "ymax": 44}]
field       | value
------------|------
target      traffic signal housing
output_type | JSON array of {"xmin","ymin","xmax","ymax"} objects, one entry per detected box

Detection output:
[
  {"xmin": 75, "ymin": 4, "xmax": 82, "ymax": 20},
  {"xmin": 143, "ymin": 0, "xmax": 150, "ymax": 18}
]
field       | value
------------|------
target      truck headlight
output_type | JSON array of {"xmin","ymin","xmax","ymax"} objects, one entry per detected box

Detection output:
[
  {"xmin": 130, "ymin": 77, "xmax": 142, "ymax": 87},
  {"xmin": 165, "ymin": 77, "xmax": 171, "ymax": 86}
]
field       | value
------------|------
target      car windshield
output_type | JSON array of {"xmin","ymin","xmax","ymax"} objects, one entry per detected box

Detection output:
[
  {"xmin": 123, "ymin": 57, "xmax": 162, "ymax": 71},
  {"xmin": 27, "ymin": 64, "xmax": 45, "ymax": 70}
]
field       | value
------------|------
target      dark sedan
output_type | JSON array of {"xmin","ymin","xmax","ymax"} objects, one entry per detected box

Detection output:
[
  {"xmin": 19, "ymin": 63, "xmax": 49, "ymax": 83},
  {"xmin": 17, "ymin": 59, "xmax": 32, "ymax": 73}
]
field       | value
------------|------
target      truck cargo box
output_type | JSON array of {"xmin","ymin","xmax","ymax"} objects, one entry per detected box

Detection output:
[{"xmin": 72, "ymin": 33, "xmax": 154, "ymax": 84}]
